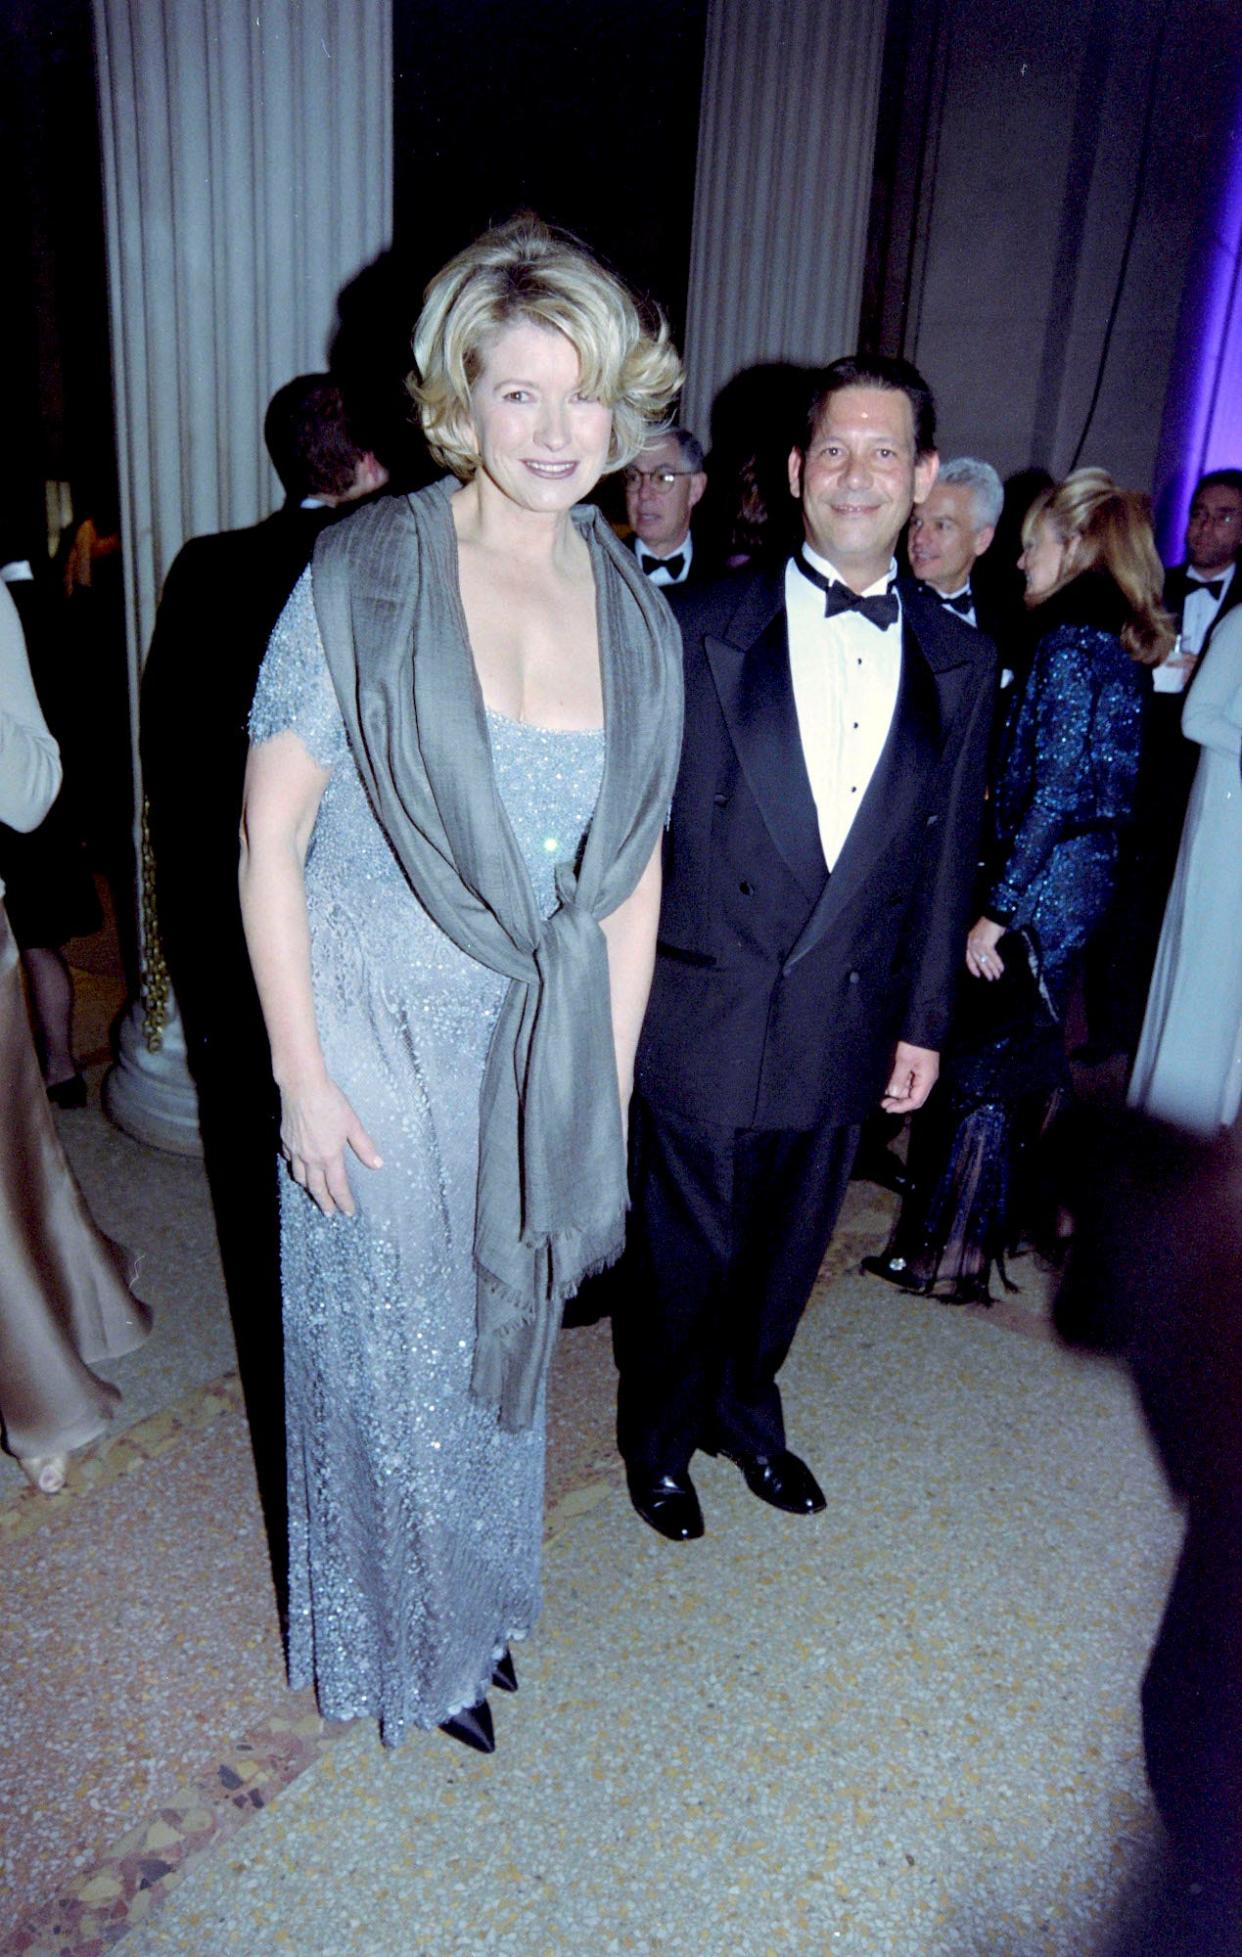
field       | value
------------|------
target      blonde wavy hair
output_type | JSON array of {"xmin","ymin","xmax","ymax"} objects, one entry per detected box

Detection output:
[
  {"xmin": 409, "ymin": 215, "xmax": 683, "ymax": 481},
  {"xmin": 1022, "ymin": 467, "xmax": 1176, "ymax": 666}
]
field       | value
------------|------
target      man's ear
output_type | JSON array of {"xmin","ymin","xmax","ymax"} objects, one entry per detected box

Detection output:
[
  {"xmin": 356, "ymin": 453, "xmax": 389, "ymax": 495},
  {"xmin": 787, "ymin": 446, "xmax": 804, "ymax": 501},
  {"xmin": 687, "ymin": 470, "xmax": 708, "ymax": 513},
  {"xmin": 974, "ymin": 522, "xmax": 996, "ymax": 559},
  {"xmin": 913, "ymin": 449, "xmax": 939, "ymax": 504}
]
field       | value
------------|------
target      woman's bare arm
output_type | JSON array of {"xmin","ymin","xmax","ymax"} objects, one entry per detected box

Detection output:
[
  {"xmin": 239, "ymin": 730, "xmax": 382, "ymax": 1215},
  {"xmin": 599, "ymin": 839, "xmax": 663, "ymax": 1121}
]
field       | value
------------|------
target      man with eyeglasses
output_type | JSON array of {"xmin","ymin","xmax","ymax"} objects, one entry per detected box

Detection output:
[{"xmin": 623, "ymin": 428, "xmax": 708, "ymax": 587}]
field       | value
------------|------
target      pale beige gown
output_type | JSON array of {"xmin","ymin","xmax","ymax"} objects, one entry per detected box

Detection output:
[{"xmin": 0, "ymin": 581, "xmax": 150, "ymax": 1463}]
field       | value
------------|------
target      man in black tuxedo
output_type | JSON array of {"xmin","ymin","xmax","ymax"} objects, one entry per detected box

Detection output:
[
  {"xmin": 1156, "ymin": 468, "xmax": 1242, "ymax": 819},
  {"xmin": 623, "ymin": 427, "xmax": 708, "ymax": 589},
  {"xmin": 141, "ymin": 374, "xmax": 386, "ymax": 1612},
  {"xmin": 615, "ymin": 355, "xmax": 995, "ymax": 1541},
  {"xmin": 1163, "ymin": 468, "xmax": 1242, "ymax": 658},
  {"xmin": 1156, "ymin": 468, "xmax": 1242, "ymax": 830}
]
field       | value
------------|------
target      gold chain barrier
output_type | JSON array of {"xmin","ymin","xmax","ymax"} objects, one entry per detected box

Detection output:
[{"xmin": 138, "ymin": 797, "xmax": 170, "ymax": 1051}]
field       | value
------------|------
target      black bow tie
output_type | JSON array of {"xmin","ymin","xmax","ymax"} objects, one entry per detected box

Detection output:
[
  {"xmin": 1190, "ymin": 576, "xmax": 1224, "ymax": 602},
  {"xmin": 640, "ymin": 551, "xmax": 684, "ymax": 582},
  {"xmin": 795, "ymin": 550, "xmax": 899, "ymax": 631},
  {"xmin": 939, "ymin": 588, "xmax": 974, "ymax": 616}
]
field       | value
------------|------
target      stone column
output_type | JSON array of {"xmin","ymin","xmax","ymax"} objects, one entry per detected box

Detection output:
[
  {"xmin": 681, "ymin": 0, "xmax": 889, "ymax": 440},
  {"xmin": 92, "ymin": 0, "xmax": 392, "ymax": 1151}
]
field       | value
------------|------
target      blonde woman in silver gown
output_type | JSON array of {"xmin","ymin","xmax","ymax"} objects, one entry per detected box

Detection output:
[
  {"xmin": 0, "ymin": 581, "xmax": 151, "ymax": 1492},
  {"xmin": 241, "ymin": 219, "xmax": 683, "ymax": 1753}
]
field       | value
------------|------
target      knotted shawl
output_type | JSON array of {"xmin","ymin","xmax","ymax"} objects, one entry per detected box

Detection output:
[{"xmin": 310, "ymin": 479, "xmax": 683, "ymax": 1432}]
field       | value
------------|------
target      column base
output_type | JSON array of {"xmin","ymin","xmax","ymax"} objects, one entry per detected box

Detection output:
[{"xmin": 103, "ymin": 997, "xmax": 202, "ymax": 1156}]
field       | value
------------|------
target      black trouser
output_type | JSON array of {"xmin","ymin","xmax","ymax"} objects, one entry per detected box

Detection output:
[{"xmin": 614, "ymin": 1094, "xmax": 859, "ymax": 1479}]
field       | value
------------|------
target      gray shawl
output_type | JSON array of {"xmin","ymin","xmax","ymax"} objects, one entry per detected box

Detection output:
[{"xmin": 310, "ymin": 479, "xmax": 683, "ymax": 1431}]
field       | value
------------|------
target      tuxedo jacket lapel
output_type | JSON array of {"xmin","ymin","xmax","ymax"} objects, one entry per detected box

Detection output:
[
  {"xmin": 786, "ymin": 615, "xmax": 942, "ymax": 968},
  {"xmin": 704, "ymin": 579, "xmax": 826, "ymax": 903}
]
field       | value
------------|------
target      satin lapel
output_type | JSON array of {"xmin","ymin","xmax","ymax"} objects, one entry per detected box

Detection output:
[
  {"xmin": 786, "ymin": 616, "xmax": 942, "ymax": 967},
  {"xmin": 704, "ymin": 592, "xmax": 826, "ymax": 903}
]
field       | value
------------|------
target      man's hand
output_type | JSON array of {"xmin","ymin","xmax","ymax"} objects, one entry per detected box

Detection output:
[{"xmin": 881, "ymin": 1041, "xmax": 939, "ymax": 1114}]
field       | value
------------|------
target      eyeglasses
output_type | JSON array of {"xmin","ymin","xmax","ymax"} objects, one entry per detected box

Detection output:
[{"xmin": 623, "ymin": 468, "xmax": 694, "ymax": 494}]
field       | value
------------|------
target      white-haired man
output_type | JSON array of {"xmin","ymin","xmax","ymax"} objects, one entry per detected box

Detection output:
[
  {"xmin": 623, "ymin": 427, "xmax": 707, "ymax": 587},
  {"xmin": 907, "ymin": 455, "xmax": 1003, "ymax": 630}
]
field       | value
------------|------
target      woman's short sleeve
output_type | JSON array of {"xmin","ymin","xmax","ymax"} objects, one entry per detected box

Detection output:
[{"xmin": 248, "ymin": 569, "xmax": 349, "ymax": 771}]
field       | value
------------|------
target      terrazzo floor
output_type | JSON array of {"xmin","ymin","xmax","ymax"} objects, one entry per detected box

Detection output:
[{"xmin": 1, "ymin": 1031, "xmax": 1186, "ymax": 1956}]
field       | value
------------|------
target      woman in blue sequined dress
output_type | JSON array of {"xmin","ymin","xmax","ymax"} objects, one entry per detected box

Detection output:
[
  {"xmin": 864, "ymin": 470, "xmax": 1174, "ymax": 1301},
  {"xmin": 239, "ymin": 220, "xmax": 683, "ymax": 1751}
]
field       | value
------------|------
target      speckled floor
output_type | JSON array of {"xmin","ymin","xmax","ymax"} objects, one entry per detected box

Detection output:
[{"xmin": 1, "ymin": 1057, "xmax": 1183, "ymax": 1957}]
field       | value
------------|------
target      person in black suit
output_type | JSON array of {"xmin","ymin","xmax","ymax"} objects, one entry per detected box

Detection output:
[
  {"xmin": 623, "ymin": 427, "xmax": 707, "ymax": 588},
  {"xmin": 1151, "ymin": 469, "xmax": 1242, "ymax": 877},
  {"xmin": 614, "ymin": 354, "xmax": 996, "ymax": 1540},
  {"xmin": 140, "ymin": 373, "xmax": 386, "ymax": 1613},
  {"xmin": 1163, "ymin": 469, "xmax": 1242, "ymax": 656}
]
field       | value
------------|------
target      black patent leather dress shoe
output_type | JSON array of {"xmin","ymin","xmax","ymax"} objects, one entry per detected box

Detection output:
[
  {"xmin": 714, "ymin": 1447, "xmax": 826, "ymax": 1515},
  {"xmin": 440, "ymin": 1697, "xmax": 495, "ymax": 1753},
  {"xmin": 492, "ymin": 1647, "xmax": 518, "ymax": 1693},
  {"xmin": 626, "ymin": 1471, "xmax": 705, "ymax": 1541}
]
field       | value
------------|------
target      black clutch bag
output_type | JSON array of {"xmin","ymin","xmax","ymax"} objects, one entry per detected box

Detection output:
[{"xmin": 958, "ymin": 925, "xmax": 1058, "ymax": 1043}]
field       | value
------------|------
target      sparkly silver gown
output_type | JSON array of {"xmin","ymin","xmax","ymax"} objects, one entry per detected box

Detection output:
[{"xmin": 249, "ymin": 573, "xmax": 604, "ymax": 1745}]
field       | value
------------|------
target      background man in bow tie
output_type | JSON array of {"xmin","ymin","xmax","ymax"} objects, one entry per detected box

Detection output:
[
  {"xmin": 1163, "ymin": 469, "xmax": 1242, "ymax": 673},
  {"xmin": 907, "ymin": 455, "xmax": 1003, "ymax": 632},
  {"xmin": 624, "ymin": 427, "xmax": 708, "ymax": 587},
  {"xmin": 614, "ymin": 354, "xmax": 996, "ymax": 1541}
]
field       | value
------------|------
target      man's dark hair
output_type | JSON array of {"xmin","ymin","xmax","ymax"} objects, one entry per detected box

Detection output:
[
  {"xmin": 1192, "ymin": 468, "xmax": 1242, "ymax": 501},
  {"xmin": 264, "ymin": 374, "xmax": 367, "ymax": 501},
  {"xmin": 799, "ymin": 354, "xmax": 937, "ymax": 459}
]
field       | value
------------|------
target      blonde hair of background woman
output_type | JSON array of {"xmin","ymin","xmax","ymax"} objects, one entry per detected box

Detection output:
[
  {"xmin": 1021, "ymin": 467, "xmax": 1176, "ymax": 666},
  {"xmin": 411, "ymin": 215, "xmax": 683, "ymax": 481}
]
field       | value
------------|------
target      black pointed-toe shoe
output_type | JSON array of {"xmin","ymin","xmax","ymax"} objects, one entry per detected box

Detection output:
[
  {"xmin": 626, "ymin": 1471, "xmax": 705, "ymax": 1542},
  {"xmin": 439, "ymin": 1697, "xmax": 495, "ymax": 1754},
  {"xmin": 860, "ymin": 1252, "xmax": 933, "ymax": 1295},
  {"xmin": 714, "ymin": 1447, "xmax": 826, "ymax": 1515},
  {"xmin": 492, "ymin": 1647, "xmax": 518, "ymax": 1693}
]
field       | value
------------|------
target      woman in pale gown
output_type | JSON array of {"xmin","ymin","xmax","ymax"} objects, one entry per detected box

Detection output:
[
  {"xmin": 1129, "ymin": 605, "xmax": 1242, "ymax": 1133},
  {"xmin": 0, "ymin": 582, "xmax": 150, "ymax": 1492},
  {"xmin": 240, "ymin": 218, "xmax": 683, "ymax": 1753}
]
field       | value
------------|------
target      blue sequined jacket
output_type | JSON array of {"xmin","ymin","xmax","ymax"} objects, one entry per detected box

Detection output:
[{"xmin": 987, "ymin": 572, "xmax": 1147, "ymax": 926}]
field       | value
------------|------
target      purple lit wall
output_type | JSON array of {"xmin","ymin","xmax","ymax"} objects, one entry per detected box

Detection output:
[{"xmin": 1154, "ymin": 54, "xmax": 1242, "ymax": 562}]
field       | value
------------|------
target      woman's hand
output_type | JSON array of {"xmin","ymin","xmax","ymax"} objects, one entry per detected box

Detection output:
[
  {"xmin": 966, "ymin": 915, "xmax": 1005, "ymax": 982},
  {"xmin": 279, "ymin": 1075, "xmax": 383, "ymax": 1217}
]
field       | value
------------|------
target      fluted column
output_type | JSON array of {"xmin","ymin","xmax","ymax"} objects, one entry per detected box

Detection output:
[
  {"xmin": 92, "ymin": 0, "xmax": 391, "ymax": 1152},
  {"xmin": 681, "ymin": 0, "xmax": 888, "ymax": 439}
]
